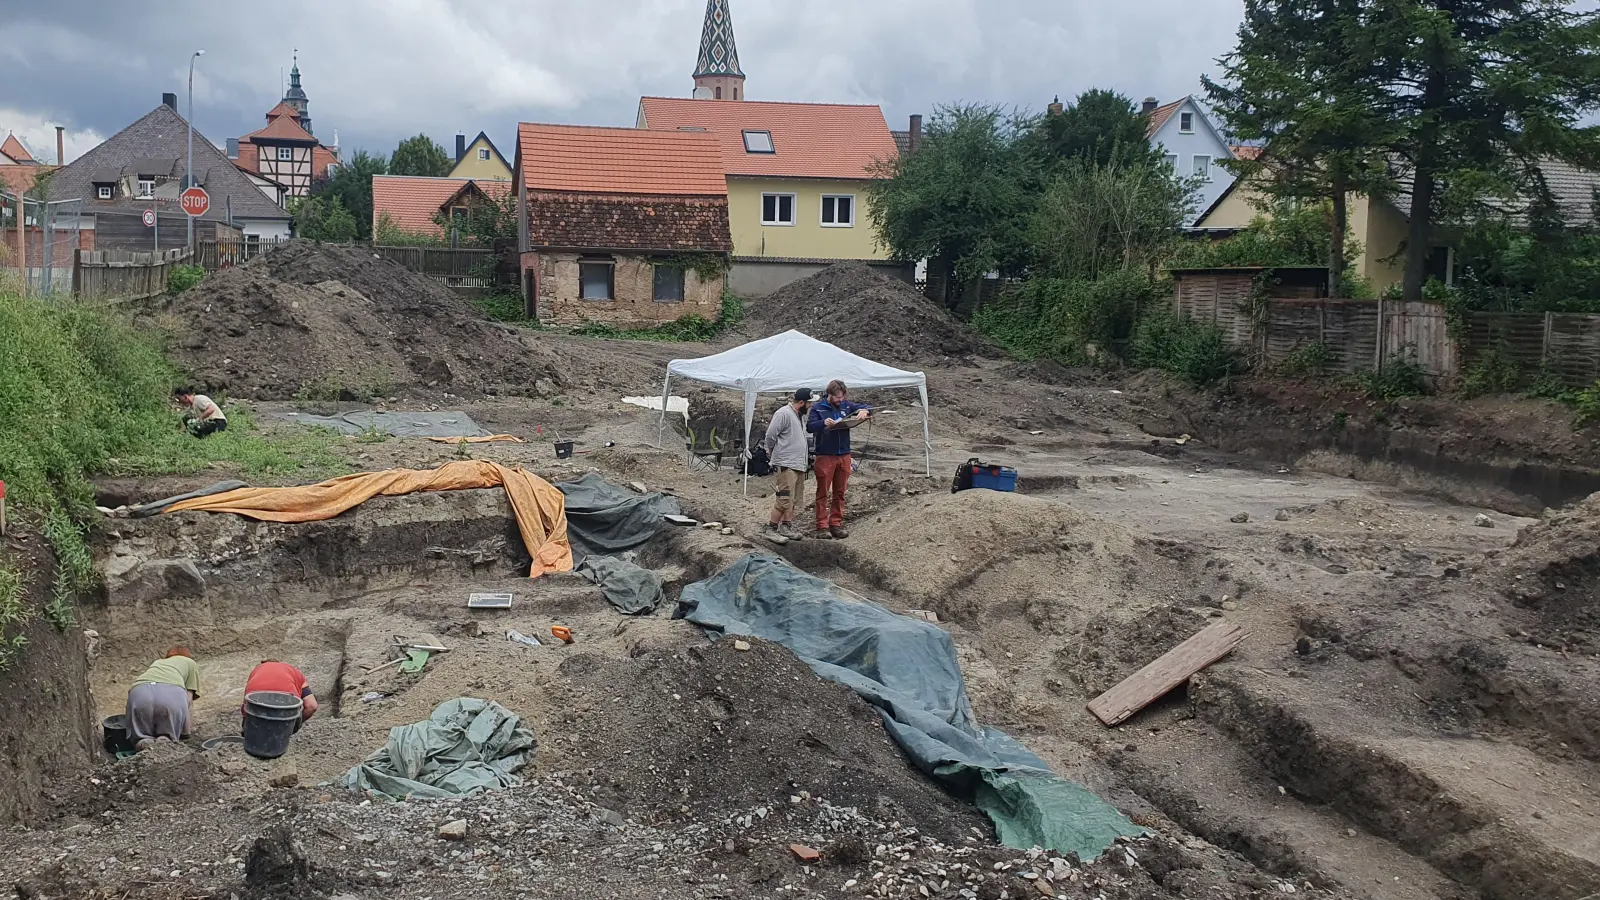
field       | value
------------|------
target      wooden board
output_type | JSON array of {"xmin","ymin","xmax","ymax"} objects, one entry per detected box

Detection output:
[{"xmin": 1087, "ymin": 621, "xmax": 1248, "ymax": 727}]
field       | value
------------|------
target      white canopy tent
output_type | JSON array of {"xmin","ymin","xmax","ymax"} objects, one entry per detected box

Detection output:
[{"xmin": 658, "ymin": 330, "xmax": 932, "ymax": 492}]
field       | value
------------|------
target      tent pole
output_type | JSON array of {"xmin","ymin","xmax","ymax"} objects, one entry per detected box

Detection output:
[
  {"xmin": 920, "ymin": 381, "xmax": 932, "ymax": 476},
  {"xmin": 657, "ymin": 373, "xmax": 672, "ymax": 449},
  {"xmin": 742, "ymin": 389, "xmax": 757, "ymax": 498}
]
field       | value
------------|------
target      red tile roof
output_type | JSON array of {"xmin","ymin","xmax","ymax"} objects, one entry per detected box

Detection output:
[
  {"xmin": 0, "ymin": 165, "xmax": 52, "ymax": 196},
  {"xmin": 637, "ymin": 98, "xmax": 898, "ymax": 180},
  {"xmin": 1144, "ymin": 99, "xmax": 1186, "ymax": 139},
  {"xmin": 516, "ymin": 124, "xmax": 727, "ymax": 196},
  {"xmin": 265, "ymin": 102, "xmax": 301, "ymax": 120},
  {"xmin": 1231, "ymin": 145, "xmax": 1263, "ymax": 161},
  {"xmin": 1, "ymin": 134, "xmax": 36, "ymax": 164},
  {"xmin": 372, "ymin": 176, "xmax": 510, "ymax": 236},
  {"xmin": 245, "ymin": 113, "xmax": 317, "ymax": 144}
]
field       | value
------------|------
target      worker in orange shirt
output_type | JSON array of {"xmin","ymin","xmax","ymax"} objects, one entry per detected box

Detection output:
[{"xmin": 242, "ymin": 660, "xmax": 319, "ymax": 731}]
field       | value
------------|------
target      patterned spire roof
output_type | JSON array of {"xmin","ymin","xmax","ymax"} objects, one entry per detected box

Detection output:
[{"xmin": 694, "ymin": 0, "xmax": 743, "ymax": 79}]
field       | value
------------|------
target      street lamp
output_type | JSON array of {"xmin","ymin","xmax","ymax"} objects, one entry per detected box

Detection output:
[{"xmin": 186, "ymin": 49, "xmax": 205, "ymax": 249}]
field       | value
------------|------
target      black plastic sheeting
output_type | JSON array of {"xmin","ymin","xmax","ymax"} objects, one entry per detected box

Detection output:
[
  {"xmin": 677, "ymin": 553, "xmax": 1143, "ymax": 859},
  {"xmin": 124, "ymin": 480, "xmax": 250, "ymax": 518},
  {"xmin": 555, "ymin": 473, "xmax": 682, "ymax": 564},
  {"xmin": 278, "ymin": 410, "xmax": 492, "ymax": 438},
  {"xmin": 576, "ymin": 556, "xmax": 665, "ymax": 615}
]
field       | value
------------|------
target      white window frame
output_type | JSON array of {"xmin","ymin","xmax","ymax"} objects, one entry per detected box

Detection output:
[
  {"xmin": 1163, "ymin": 153, "xmax": 1178, "ymax": 170},
  {"xmin": 761, "ymin": 192, "xmax": 796, "ymax": 226},
  {"xmin": 820, "ymin": 194, "xmax": 856, "ymax": 228},
  {"xmin": 96, "ymin": 185, "xmax": 113, "ymax": 200},
  {"xmin": 277, "ymin": 146, "xmax": 294, "ymax": 162},
  {"xmin": 1192, "ymin": 155, "xmax": 1212, "ymax": 181},
  {"xmin": 1179, "ymin": 111, "xmax": 1195, "ymax": 133},
  {"xmin": 136, "ymin": 179, "xmax": 155, "ymax": 199},
  {"xmin": 477, "ymin": 147, "xmax": 491, "ymax": 161},
  {"xmin": 742, "ymin": 130, "xmax": 776, "ymax": 154}
]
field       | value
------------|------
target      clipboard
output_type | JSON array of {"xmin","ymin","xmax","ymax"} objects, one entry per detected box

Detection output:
[{"xmin": 825, "ymin": 414, "xmax": 873, "ymax": 431}]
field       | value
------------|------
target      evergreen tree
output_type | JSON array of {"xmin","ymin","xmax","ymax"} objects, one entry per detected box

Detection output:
[
  {"xmin": 1204, "ymin": 0, "xmax": 1396, "ymax": 290},
  {"xmin": 1030, "ymin": 89, "xmax": 1165, "ymax": 172},
  {"xmin": 310, "ymin": 150, "xmax": 388, "ymax": 240}
]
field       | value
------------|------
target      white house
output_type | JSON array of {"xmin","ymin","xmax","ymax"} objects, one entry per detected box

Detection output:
[{"xmin": 1143, "ymin": 97, "xmax": 1236, "ymax": 228}]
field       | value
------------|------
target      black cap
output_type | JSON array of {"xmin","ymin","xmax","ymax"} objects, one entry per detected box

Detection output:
[{"xmin": 793, "ymin": 387, "xmax": 815, "ymax": 402}]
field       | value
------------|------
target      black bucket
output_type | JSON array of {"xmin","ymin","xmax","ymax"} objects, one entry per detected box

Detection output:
[
  {"xmin": 241, "ymin": 691, "xmax": 302, "ymax": 760},
  {"xmin": 554, "ymin": 440, "xmax": 575, "ymax": 459},
  {"xmin": 102, "ymin": 715, "xmax": 135, "ymax": 755}
]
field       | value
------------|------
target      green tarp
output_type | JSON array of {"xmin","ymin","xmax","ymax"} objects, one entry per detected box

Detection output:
[
  {"xmin": 339, "ymin": 698, "xmax": 537, "ymax": 800},
  {"xmin": 677, "ymin": 553, "xmax": 1143, "ymax": 859}
]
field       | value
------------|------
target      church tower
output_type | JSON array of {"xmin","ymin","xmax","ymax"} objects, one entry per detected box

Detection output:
[
  {"xmin": 692, "ymin": 0, "xmax": 745, "ymax": 100},
  {"xmin": 284, "ymin": 51, "xmax": 313, "ymax": 136}
]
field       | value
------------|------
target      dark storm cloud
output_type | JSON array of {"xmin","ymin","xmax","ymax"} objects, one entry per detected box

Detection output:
[{"xmin": 1, "ymin": 0, "xmax": 1244, "ymax": 161}]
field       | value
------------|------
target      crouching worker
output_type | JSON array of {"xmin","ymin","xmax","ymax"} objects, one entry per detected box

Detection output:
[
  {"xmin": 173, "ymin": 387, "xmax": 227, "ymax": 438},
  {"xmin": 243, "ymin": 660, "xmax": 318, "ymax": 731},
  {"xmin": 126, "ymin": 647, "xmax": 201, "ymax": 751}
]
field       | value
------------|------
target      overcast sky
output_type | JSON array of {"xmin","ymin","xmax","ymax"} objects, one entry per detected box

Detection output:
[{"xmin": 1, "ymin": 0, "xmax": 1245, "ymax": 164}]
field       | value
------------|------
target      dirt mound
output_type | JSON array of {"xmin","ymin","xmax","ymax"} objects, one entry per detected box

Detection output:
[
  {"xmin": 159, "ymin": 241, "xmax": 565, "ymax": 400},
  {"xmin": 1494, "ymin": 492, "xmax": 1600, "ymax": 635},
  {"xmin": 742, "ymin": 263, "xmax": 999, "ymax": 365},
  {"xmin": 51, "ymin": 739, "xmax": 220, "ymax": 823},
  {"xmin": 553, "ymin": 637, "xmax": 986, "ymax": 841}
]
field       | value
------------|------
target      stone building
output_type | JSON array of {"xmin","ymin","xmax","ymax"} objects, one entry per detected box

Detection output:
[{"xmin": 514, "ymin": 123, "xmax": 732, "ymax": 327}]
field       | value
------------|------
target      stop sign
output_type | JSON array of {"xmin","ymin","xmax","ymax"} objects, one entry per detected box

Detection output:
[{"xmin": 180, "ymin": 186, "xmax": 210, "ymax": 217}]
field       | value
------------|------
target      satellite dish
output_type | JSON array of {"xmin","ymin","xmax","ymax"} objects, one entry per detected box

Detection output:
[{"xmin": 692, "ymin": 86, "xmax": 714, "ymax": 100}]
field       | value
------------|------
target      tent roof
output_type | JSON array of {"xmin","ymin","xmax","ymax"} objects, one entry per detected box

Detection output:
[{"xmin": 667, "ymin": 330, "xmax": 925, "ymax": 393}]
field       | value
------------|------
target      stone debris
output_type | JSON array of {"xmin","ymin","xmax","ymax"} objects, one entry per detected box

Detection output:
[
  {"xmin": 437, "ymin": 819, "xmax": 469, "ymax": 841},
  {"xmin": 1230, "ymin": 512, "xmax": 1251, "ymax": 524},
  {"xmin": 1474, "ymin": 513, "xmax": 1495, "ymax": 528}
]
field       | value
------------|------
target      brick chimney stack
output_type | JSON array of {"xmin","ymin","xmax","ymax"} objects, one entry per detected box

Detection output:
[
  {"xmin": 163, "ymin": 92, "xmax": 178, "ymax": 111},
  {"xmin": 1142, "ymin": 97, "xmax": 1158, "ymax": 114},
  {"xmin": 55, "ymin": 127, "xmax": 64, "ymax": 165},
  {"xmin": 908, "ymin": 114, "xmax": 922, "ymax": 153},
  {"xmin": 455, "ymin": 133, "xmax": 466, "ymax": 163},
  {"xmin": 1047, "ymin": 96, "xmax": 1064, "ymax": 116}
]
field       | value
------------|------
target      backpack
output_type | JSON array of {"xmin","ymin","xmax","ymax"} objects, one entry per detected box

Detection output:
[{"xmin": 745, "ymin": 445, "xmax": 774, "ymax": 477}]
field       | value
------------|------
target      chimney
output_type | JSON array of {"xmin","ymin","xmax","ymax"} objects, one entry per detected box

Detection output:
[
  {"xmin": 908, "ymin": 114, "xmax": 922, "ymax": 153},
  {"xmin": 455, "ymin": 132, "xmax": 467, "ymax": 163},
  {"xmin": 1141, "ymin": 97, "xmax": 1158, "ymax": 114},
  {"xmin": 1047, "ymin": 95, "xmax": 1064, "ymax": 117},
  {"xmin": 162, "ymin": 92, "xmax": 178, "ymax": 111},
  {"xmin": 55, "ymin": 126, "xmax": 64, "ymax": 165}
]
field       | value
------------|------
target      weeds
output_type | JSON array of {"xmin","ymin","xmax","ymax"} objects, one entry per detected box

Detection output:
[
  {"xmin": 167, "ymin": 264, "xmax": 205, "ymax": 295},
  {"xmin": 1573, "ymin": 381, "xmax": 1600, "ymax": 428},
  {"xmin": 473, "ymin": 291, "xmax": 534, "ymax": 324},
  {"xmin": 294, "ymin": 375, "xmax": 392, "ymax": 405},
  {"xmin": 0, "ymin": 568, "xmax": 29, "ymax": 672},
  {"xmin": 355, "ymin": 423, "xmax": 390, "ymax": 444},
  {"xmin": 570, "ymin": 290, "xmax": 745, "ymax": 343},
  {"xmin": 1458, "ymin": 343, "xmax": 1522, "ymax": 398},
  {"xmin": 1129, "ymin": 306, "xmax": 1240, "ymax": 387},
  {"xmin": 1280, "ymin": 342, "xmax": 1334, "ymax": 377},
  {"xmin": 1351, "ymin": 356, "xmax": 1428, "ymax": 401}
]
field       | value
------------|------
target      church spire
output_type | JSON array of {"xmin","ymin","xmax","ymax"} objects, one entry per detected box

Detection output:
[
  {"xmin": 693, "ymin": 0, "xmax": 745, "ymax": 100},
  {"xmin": 283, "ymin": 49, "xmax": 313, "ymax": 136}
]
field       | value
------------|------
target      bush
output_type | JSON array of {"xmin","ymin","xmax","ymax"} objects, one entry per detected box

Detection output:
[
  {"xmin": 972, "ymin": 270, "xmax": 1162, "ymax": 364},
  {"xmin": 1280, "ymin": 341, "xmax": 1334, "ymax": 377},
  {"xmin": 567, "ymin": 289, "xmax": 744, "ymax": 343},
  {"xmin": 1352, "ymin": 355, "xmax": 1429, "ymax": 400},
  {"xmin": 1458, "ymin": 343, "xmax": 1522, "ymax": 399},
  {"xmin": 1573, "ymin": 381, "xmax": 1600, "ymax": 428},
  {"xmin": 167, "ymin": 264, "xmax": 205, "ymax": 295},
  {"xmin": 1129, "ymin": 306, "xmax": 1239, "ymax": 387}
]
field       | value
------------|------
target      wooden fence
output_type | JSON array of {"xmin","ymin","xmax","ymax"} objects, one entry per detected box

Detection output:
[
  {"xmin": 1462, "ymin": 312, "xmax": 1600, "ymax": 388},
  {"xmin": 73, "ymin": 248, "xmax": 194, "ymax": 303},
  {"xmin": 373, "ymin": 246, "xmax": 498, "ymax": 286}
]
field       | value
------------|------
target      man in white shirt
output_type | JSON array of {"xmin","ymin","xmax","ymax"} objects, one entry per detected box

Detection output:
[
  {"xmin": 173, "ymin": 388, "xmax": 228, "ymax": 438},
  {"xmin": 761, "ymin": 388, "xmax": 814, "ymax": 541}
]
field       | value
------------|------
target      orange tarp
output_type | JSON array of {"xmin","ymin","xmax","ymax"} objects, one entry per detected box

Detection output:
[{"xmin": 162, "ymin": 461, "xmax": 571, "ymax": 577}]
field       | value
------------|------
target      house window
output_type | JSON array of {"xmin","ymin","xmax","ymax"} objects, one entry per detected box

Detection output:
[
  {"xmin": 277, "ymin": 147, "xmax": 293, "ymax": 161},
  {"xmin": 716, "ymin": 86, "xmax": 723, "ymax": 99},
  {"xmin": 580, "ymin": 260, "xmax": 614, "ymax": 300},
  {"xmin": 653, "ymin": 265, "xmax": 686, "ymax": 303},
  {"xmin": 478, "ymin": 147, "xmax": 490, "ymax": 161},
  {"xmin": 761, "ymin": 193, "xmax": 796, "ymax": 226},
  {"xmin": 742, "ymin": 130, "xmax": 775, "ymax": 154},
  {"xmin": 96, "ymin": 185, "xmax": 112, "ymax": 200},
  {"xmin": 1163, "ymin": 153, "xmax": 1178, "ymax": 170},
  {"xmin": 1192, "ymin": 155, "xmax": 1212, "ymax": 181},
  {"xmin": 821, "ymin": 194, "xmax": 855, "ymax": 227},
  {"xmin": 136, "ymin": 179, "xmax": 155, "ymax": 198},
  {"xmin": 1179, "ymin": 112, "xmax": 1194, "ymax": 133}
]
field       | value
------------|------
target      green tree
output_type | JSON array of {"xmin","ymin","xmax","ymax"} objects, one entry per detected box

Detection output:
[
  {"xmin": 866, "ymin": 104, "xmax": 1042, "ymax": 306},
  {"xmin": 1028, "ymin": 89, "xmax": 1165, "ymax": 171},
  {"xmin": 390, "ymin": 134, "xmax": 452, "ymax": 177},
  {"xmin": 1204, "ymin": 0, "xmax": 1397, "ymax": 290},
  {"xmin": 1029, "ymin": 157, "xmax": 1195, "ymax": 280},
  {"xmin": 310, "ymin": 149, "xmax": 388, "ymax": 240},
  {"xmin": 430, "ymin": 187, "xmax": 518, "ymax": 247},
  {"xmin": 1367, "ymin": 0, "xmax": 1600, "ymax": 301},
  {"xmin": 292, "ymin": 195, "xmax": 360, "ymax": 241}
]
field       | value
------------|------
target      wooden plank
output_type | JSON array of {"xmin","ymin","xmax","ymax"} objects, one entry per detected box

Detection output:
[{"xmin": 1087, "ymin": 620, "xmax": 1248, "ymax": 727}]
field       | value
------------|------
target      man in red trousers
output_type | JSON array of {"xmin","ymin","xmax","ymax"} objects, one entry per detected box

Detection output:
[{"xmin": 806, "ymin": 379, "xmax": 871, "ymax": 539}]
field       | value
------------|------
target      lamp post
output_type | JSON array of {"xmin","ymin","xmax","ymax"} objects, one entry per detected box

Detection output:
[{"xmin": 186, "ymin": 49, "xmax": 206, "ymax": 249}]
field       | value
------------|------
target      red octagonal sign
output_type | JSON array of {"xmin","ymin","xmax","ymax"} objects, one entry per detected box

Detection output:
[{"xmin": 180, "ymin": 186, "xmax": 210, "ymax": 218}]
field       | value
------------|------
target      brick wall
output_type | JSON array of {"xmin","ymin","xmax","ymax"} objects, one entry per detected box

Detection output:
[
  {"xmin": 537, "ymin": 251, "xmax": 724, "ymax": 327},
  {"xmin": 0, "ymin": 226, "xmax": 93, "ymax": 269}
]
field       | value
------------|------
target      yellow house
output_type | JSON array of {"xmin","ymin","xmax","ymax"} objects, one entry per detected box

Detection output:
[
  {"xmin": 636, "ymin": 96, "xmax": 903, "ymax": 295},
  {"xmin": 1195, "ymin": 151, "xmax": 1449, "ymax": 294},
  {"xmin": 449, "ymin": 131, "xmax": 512, "ymax": 181}
]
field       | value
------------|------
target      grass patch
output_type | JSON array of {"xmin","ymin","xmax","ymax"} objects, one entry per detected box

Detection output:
[
  {"xmin": 472, "ymin": 291, "xmax": 537, "ymax": 325},
  {"xmin": 0, "ymin": 290, "xmax": 345, "ymax": 662},
  {"xmin": 570, "ymin": 290, "xmax": 744, "ymax": 343},
  {"xmin": 167, "ymin": 264, "xmax": 205, "ymax": 295}
]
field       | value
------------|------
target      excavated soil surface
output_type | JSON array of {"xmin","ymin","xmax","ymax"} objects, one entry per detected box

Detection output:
[
  {"xmin": 155, "ymin": 241, "xmax": 571, "ymax": 401},
  {"xmin": 741, "ymin": 263, "xmax": 1000, "ymax": 366}
]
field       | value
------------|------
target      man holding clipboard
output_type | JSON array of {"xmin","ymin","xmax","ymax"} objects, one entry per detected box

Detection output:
[{"xmin": 806, "ymin": 379, "xmax": 872, "ymax": 539}]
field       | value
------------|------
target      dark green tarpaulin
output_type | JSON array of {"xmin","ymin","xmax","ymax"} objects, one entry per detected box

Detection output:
[
  {"xmin": 556, "ymin": 473, "xmax": 681, "ymax": 564},
  {"xmin": 339, "ymin": 698, "xmax": 537, "ymax": 800},
  {"xmin": 677, "ymin": 553, "xmax": 1142, "ymax": 859}
]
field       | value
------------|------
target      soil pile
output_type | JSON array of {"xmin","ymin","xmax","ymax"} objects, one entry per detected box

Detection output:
[
  {"xmin": 1494, "ymin": 492, "xmax": 1600, "ymax": 636},
  {"xmin": 742, "ymin": 263, "xmax": 999, "ymax": 365},
  {"xmin": 159, "ymin": 241, "xmax": 565, "ymax": 400},
  {"xmin": 553, "ymin": 637, "xmax": 987, "ymax": 841}
]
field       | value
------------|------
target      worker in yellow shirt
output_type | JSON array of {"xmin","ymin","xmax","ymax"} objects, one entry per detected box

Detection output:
[{"xmin": 126, "ymin": 647, "xmax": 201, "ymax": 750}]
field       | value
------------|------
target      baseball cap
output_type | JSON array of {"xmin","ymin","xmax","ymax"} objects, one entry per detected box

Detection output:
[{"xmin": 793, "ymin": 387, "xmax": 816, "ymax": 402}]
